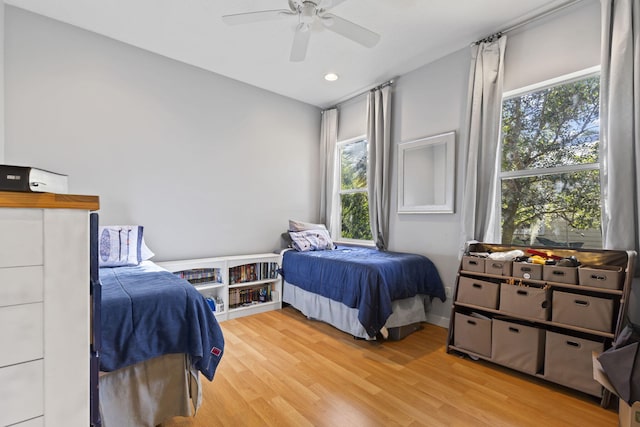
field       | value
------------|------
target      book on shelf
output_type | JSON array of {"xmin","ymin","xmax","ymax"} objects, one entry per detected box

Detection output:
[
  {"xmin": 229, "ymin": 262, "xmax": 280, "ymax": 285},
  {"xmin": 229, "ymin": 284, "xmax": 272, "ymax": 308},
  {"xmin": 176, "ymin": 267, "xmax": 221, "ymax": 285}
]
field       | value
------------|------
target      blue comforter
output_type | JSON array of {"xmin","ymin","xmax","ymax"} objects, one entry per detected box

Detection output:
[
  {"xmin": 99, "ymin": 262, "xmax": 224, "ymax": 381},
  {"xmin": 281, "ymin": 246, "xmax": 446, "ymax": 337}
]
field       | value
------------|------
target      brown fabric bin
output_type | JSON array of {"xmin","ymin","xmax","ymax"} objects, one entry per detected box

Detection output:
[
  {"xmin": 456, "ymin": 276, "xmax": 499, "ymax": 309},
  {"xmin": 544, "ymin": 331, "xmax": 604, "ymax": 396},
  {"xmin": 485, "ymin": 260, "xmax": 513, "ymax": 276},
  {"xmin": 543, "ymin": 265, "xmax": 578, "ymax": 284},
  {"xmin": 462, "ymin": 256, "xmax": 485, "ymax": 273},
  {"xmin": 499, "ymin": 283, "xmax": 550, "ymax": 320},
  {"xmin": 513, "ymin": 262, "xmax": 543, "ymax": 280},
  {"xmin": 491, "ymin": 319, "xmax": 544, "ymax": 375},
  {"xmin": 578, "ymin": 265, "xmax": 624, "ymax": 290},
  {"xmin": 551, "ymin": 290, "xmax": 614, "ymax": 333},
  {"xmin": 453, "ymin": 312, "xmax": 491, "ymax": 357}
]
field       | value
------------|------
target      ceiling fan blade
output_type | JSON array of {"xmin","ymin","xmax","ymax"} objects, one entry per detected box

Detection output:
[
  {"xmin": 322, "ymin": 13, "xmax": 380, "ymax": 48},
  {"xmin": 222, "ymin": 9, "xmax": 293, "ymax": 25},
  {"xmin": 290, "ymin": 25, "xmax": 311, "ymax": 62},
  {"xmin": 319, "ymin": 0, "xmax": 347, "ymax": 9}
]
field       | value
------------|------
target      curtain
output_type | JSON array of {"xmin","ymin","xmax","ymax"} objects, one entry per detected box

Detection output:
[
  {"xmin": 367, "ymin": 85, "xmax": 392, "ymax": 250},
  {"xmin": 319, "ymin": 108, "xmax": 340, "ymax": 237},
  {"xmin": 460, "ymin": 36, "xmax": 507, "ymax": 246},
  {"xmin": 600, "ymin": 0, "xmax": 640, "ymax": 257}
]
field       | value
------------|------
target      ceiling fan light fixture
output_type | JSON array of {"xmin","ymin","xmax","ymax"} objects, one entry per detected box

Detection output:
[
  {"xmin": 324, "ymin": 72, "xmax": 339, "ymax": 81},
  {"xmin": 301, "ymin": 3, "xmax": 316, "ymax": 24}
]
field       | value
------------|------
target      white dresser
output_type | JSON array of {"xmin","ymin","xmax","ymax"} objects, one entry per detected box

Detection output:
[{"xmin": 0, "ymin": 192, "xmax": 99, "ymax": 427}]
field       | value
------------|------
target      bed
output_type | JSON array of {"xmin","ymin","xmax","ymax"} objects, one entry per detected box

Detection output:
[
  {"xmin": 281, "ymin": 245, "xmax": 446, "ymax": 340},
  {"xmin": 98, "ymin": 260, "xmax": 225, "ymax": 427}
]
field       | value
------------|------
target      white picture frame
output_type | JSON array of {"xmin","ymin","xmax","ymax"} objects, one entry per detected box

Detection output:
[{"xmin": 397, "ymin": 131, "xmax": 455, "ymax": 214}]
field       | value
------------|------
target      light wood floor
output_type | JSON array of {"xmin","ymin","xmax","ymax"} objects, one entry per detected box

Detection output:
[{"xmin": 163, "ymin": 307, "xmax": 617, "ymax": 427}]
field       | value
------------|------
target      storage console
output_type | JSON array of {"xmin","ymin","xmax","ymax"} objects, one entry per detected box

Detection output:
[{"xmin": 446, "ymin": 242, "xmax": 636, "ymax": 404}]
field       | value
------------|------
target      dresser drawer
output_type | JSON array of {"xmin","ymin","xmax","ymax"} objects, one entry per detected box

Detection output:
[
  {"xmin": 0, "ymin": 266, "xmax": 44, "ymax": 307},
  {"xmin": 0, "ymin": 303, "xmax": 43, "ymax": 367},
  {"xmin": 0, "ymin": 209, "xmax": 43, "ymax": 268},
  {"xmin": 0, "ymin": 360, "xmax": 44, "ymax": 426}
]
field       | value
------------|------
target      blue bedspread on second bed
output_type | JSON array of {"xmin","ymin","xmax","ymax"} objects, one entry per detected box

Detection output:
[
  {"xmin": 281, "ymin": 246, "xmax": 446, "ymax": 337},
  {"xmin": 99, "ymin": 262, "xmax": 224, "ymax": 380}
]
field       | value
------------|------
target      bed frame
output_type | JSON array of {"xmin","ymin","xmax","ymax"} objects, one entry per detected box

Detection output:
[
  {"xmin": 283, "ymin": 279, "xmax": 433, "ymax": 340},
  {"xmin": 98, "ymin": 261, "xmax": 224, "ymax": 427},
  {"xmin": 99, "ymin": 354, "xmax": 201, "ymax": 427}
]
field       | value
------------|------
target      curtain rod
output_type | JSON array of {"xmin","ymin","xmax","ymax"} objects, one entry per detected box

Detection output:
[
  {"xmin": 326, "ymin": 0, "xmax": 583, "ymax": 110},
  {"xmin": 474, "ymin": 0, "xmax": 584, "ymax": 44},
  {"xmin": 323, "ymin": 78, "xmax": 395, "ymax": 111}
]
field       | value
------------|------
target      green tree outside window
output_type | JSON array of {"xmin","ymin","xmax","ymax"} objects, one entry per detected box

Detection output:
[
  {"xmin": 500, "ymin": 74, "xmax": 601, "ymax": 248},
  {"xmin": 339, "ymin": 139, "xmax": 372, "ymax": 241}
]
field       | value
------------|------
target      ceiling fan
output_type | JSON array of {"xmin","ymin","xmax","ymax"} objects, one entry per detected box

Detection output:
[{"xmin": 222, "ymin": 0, "xmax": 380, "ymax": 62}]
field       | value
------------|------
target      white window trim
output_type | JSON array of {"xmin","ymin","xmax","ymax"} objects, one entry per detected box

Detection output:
[
  {"xmin": 496, "ymin": 66, "xmax": 602, "ymax": 243},
  {"xmin": 502, "ymin": 65, "xmax": 601, "ymax": 100},
  {"xmin": 337, "ymin": 134, "xmax": 373, "ymax": 244},
  {"xmin": 501, "ymin": 162, "xmax": 600, "ymax": 180}
]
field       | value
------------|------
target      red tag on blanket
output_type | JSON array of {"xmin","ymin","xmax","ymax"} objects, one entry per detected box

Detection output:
[{"xmin": 211, "ymin": 346, "xmax": 222, "ymax": 357}]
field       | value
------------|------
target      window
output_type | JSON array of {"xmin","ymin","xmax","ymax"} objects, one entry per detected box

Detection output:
[
  {"xmin": 499, "ymin": 69, "xmax": 601, "ymax": 249},
  {"xmin": 338, "ymin": 137, "xmax": 372, "ymax": 241}
]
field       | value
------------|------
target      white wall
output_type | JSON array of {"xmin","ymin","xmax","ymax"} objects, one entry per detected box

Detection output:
[
  {"xmin": 391, "ymin": 49, "xmax": 471, "ymax": 326},
  {"xmin": 338, "ymin": 0, "xmax": 602, "ymax": 327},
  {"xmin": 5, "ymin": 2, "xmax": 618, "ymax": 326},
  {"xmin": 4, "ymin": 7, "xmax": 321, "ymax": 261},
  {"xmin": 503, "ymin": 0, "xmax": 601, "ymax": 92}
]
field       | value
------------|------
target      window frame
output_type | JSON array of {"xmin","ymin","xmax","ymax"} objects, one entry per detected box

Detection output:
[
  {"xmin": 336, "ymin": 135, "xmax": 373, "ymax": 244},
  {"xmin": 496, "ymin": 66, "xmax": 602, "ymax": 246}
]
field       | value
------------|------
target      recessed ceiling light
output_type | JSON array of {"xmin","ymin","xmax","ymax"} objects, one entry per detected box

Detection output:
[{"xmin": 324, "ymin": 73, "xmax": 339, "ymax": 82}]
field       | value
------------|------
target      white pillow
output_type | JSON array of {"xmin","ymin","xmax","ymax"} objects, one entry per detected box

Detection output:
[
  {"xmin": 289, "ymin": 229, "xmax": 335, "ymax": 252},
  {"xmin": 99, "ymin": 225, "xmax": 148, "ymax": 267},
  {"xmin": 140, "ymin": 237, "xmax": 155, "ymax": 261},
  {"xmin": 288, "ymin": 219, "xmax": 328, "ymax": 232}
]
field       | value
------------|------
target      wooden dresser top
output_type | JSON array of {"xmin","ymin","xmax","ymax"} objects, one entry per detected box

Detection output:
[{"xmin": 0, "ymin": 191, "xmax": 99, "ymax": 210}]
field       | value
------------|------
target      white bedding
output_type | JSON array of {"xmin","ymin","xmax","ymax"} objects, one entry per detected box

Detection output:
[
  {"xmin": 99, "ymin": 353, "xmax": 201, "ymax": 427},
  {"xmin": 283, "ymin": 279, "xmax": 432, "ymax": 339}
]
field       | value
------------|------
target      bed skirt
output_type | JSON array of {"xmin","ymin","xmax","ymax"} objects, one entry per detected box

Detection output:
[
  {"xmin": 99, "ymin": 353, "xmax": 201, "ymax": 427},
  {"xmin": 283, "ymin": 279, "xmax": 432, "ymax": 340}
]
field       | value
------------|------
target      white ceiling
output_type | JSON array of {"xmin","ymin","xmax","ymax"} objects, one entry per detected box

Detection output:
[{"xmin": 5, "ymin": 0, "xmax": 575, "ymax": 108}]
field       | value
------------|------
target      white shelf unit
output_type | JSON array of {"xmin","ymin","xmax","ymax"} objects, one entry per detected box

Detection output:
[{"xmin": 157, "ymin": 253, "xmax": 282, "ymax": 321}]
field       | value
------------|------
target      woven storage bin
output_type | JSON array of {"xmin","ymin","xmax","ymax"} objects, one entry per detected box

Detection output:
[
  {"xmin": 454, "ymin": 312, "xmax": 491, "ymax": 357},
  {"xmin": 578, "ymin": 265, "xmax": 624, "ymax": 290},
  {"xmin": 491, "ymin": 319, "xmax": 545, "ymax": 375},
  {"xmin": 457, "ymin": 276, "xmax": 499, "ymax": 309},
  {"xmin": 543, "ymin": 265, "xmax": 578, "ymax": 285},
  {"xmin": 544, "ymin": 331, "xmax": 604, "ymax": 396},
  {"xmin": 513, "ymin": 262, "xmax": 543, "ymax": 280},
  {"xmin": 551, "ymin": 290, "xmax": 614, "ymax": 333},
  {"xmin": 461, "ymin": 256, "xmax": 485, "ymax": 273},
  {"xmin": 499, "ymin": 283, "xmax": 550, "ymax": 320},
  {"xmin": 485, "ymin": 260, "xmax": 513, "ymax": 276}
]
